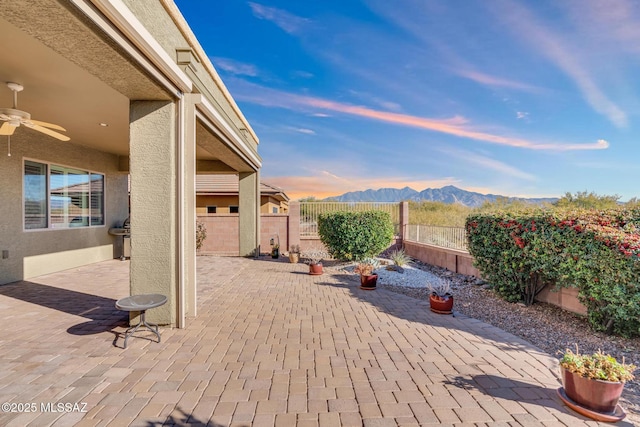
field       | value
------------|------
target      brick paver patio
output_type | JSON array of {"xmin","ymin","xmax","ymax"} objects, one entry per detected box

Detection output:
[{"xmin": 0, "ymin": 256, "xmax": 635, "ymax": 426}]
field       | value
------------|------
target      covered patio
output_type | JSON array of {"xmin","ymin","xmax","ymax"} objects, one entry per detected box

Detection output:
[
  {"xmin": 0, "ymin": 256, "xmax": 627, "ymax": 426},
  {"xmin": 0, "ymin": 0, "xmax": 262, "ymax": 329}
]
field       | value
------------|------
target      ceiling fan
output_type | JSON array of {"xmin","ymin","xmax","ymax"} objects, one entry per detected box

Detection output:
[{"xmin": 0, "ymin": 82, "xmax": 70, "ymax": 141}]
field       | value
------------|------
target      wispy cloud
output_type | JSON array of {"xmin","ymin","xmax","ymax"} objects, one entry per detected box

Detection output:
[
  {"xmin": 348, "ymin": 90, "xmax": 403, "ymax": 112},
  {"xmin": 284, "ymin": 127, "xmax": 316, "ymax": 135},
  {"xmin": 439, "ymin": 147, "xmax": 537, "ymax": 181},
  {"xmin": 453, "ymin": 69, "xmax": 544, "ymax": 93},
  {"xmin": 490, "ymin": 0, "xmax": 628, "ymax": 128},
  {"xmin": 212, "ymin": 57, "xmax": 258, "ymax": 77},
  {"xmin": 229, "ymin": 79, "xmax": 609, "ymax": 151},
  {"xmin": 248, "ymin": 2, "xmax": 310, "ymax": 34},
  {"xmin": 516, "ymin": 111, "xmax": 529, "ymax": 120}
]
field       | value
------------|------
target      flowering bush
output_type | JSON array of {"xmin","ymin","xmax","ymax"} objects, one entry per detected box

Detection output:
[{"xmin": 466, "ymin": 208, "xmax": 640, "ymax": 337}]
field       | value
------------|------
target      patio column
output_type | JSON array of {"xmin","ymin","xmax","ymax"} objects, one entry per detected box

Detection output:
[
  {"xmin": 239, "ymin": 171, "xmax": 260, "ymax": 256},
  {"xmin": 129, "ymin": 100, "xmax": 177, "ymax": 326},
  {"xmin": 181, "ymin": 94, "xmax": 200, "ymax": 322}
]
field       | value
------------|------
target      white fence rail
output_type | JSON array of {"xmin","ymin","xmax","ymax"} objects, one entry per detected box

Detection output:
[
  {"xmin": 300, "ymin": 202, "xmax": 400, "ymax": 237},
  {"xmin": 406, "ymin": 224, "xmax": 468, "ymax": 252}
]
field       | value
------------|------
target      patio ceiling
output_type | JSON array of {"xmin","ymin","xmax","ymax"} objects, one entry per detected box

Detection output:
[
  {"xmin": 0, "ymin": 1, "xmax": 243, "ymax": 171},
  {"xmin": 0, "ymin": 14, "xmax": 133, "ymax": 156}
]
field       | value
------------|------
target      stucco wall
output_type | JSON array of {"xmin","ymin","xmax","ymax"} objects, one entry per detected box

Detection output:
[
  {"xmin": 196, "ymin": 195, "xmax": 239, "ymax": 214},
  {"xmin": 404, "ymin": 241, "xmax": 481, "ymax": 277},
  {"xmin": 0, "ymin": 134, "xmax": 128, "ymax": 285}
]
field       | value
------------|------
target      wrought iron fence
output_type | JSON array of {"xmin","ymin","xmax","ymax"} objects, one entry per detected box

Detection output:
[
  {"xmin": 300, "ymin": 202, "xmax": 401, "ymax": 237},
  {"xmin": 406, "ymin": 224, "xmax": 468, "ymax": 251}
]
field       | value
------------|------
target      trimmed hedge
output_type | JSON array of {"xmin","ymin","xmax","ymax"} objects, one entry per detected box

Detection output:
[
  {"xmin": 466, "ymin": 208, "xmax": 640, "ymax": 337},
  {"xmin": 318, "ymin": 210, "xmax": 394, "ymax": 261}
]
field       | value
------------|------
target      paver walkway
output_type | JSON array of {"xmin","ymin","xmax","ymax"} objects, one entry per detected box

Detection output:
[{"xmin": 0, "ymin": 256, "xmax": 635, "ymax": 426}]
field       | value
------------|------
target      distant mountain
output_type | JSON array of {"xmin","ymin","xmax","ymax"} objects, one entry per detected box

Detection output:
[{"xmin": 324, "ymin": 185, "xmax": 558, "ymax": 207}]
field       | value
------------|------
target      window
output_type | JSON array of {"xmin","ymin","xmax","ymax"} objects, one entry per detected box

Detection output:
[
  {"xmin": 24, "ymin": 160, "xmax": 105, "ymax": 230},
  {"xmin": 207, "ymin": 206, "xmax": 217, "ymax": 214},
  {"xmin": 229, "ymin": 205, "xmax": 239, "ymax": 213},
  {"xmin": 272, "ymin": 207, "xmax": 278, "ymax": 214}
]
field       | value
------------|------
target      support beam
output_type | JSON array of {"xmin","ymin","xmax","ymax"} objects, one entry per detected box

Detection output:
[
  {"xmin": 181, "ymin": 94, "xmax": 200, "ymax": 322},
  {"xmin": 129, "ymin": 100, "xmax": 177, "ymax": 326},
  {"xmin": 238, "ymin": 171, "xmax": 260, "ymax": 256}
]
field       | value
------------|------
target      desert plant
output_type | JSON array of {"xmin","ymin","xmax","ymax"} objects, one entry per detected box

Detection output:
[
  {"xmin": 560, "ymin": 346, "xmax": 636, "ymax": 383},
  {"xmin": 427, "ymin": 277, "xmax": 451, "ymax": 297},
  {"xmin": 318, "ymin": 210, "xmax": 394, "ymax": 261},
  {"xmin": 196, "ymin": 220, "xmax": 207, "ymax": 250},
  {"xmin": 302, "ymin": 250, "xmax": 328, "ymax": 265},
  {"xmin": 354, "ymin": 258, "xmax": 381, "ymax": 276},
  {"xmin": 389, "ymin": 248, "xmax": 410, "ymax": 266}
]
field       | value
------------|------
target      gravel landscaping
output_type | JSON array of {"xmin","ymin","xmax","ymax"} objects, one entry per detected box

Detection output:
[{"xmin": 343, "ymin": 258, "xmax": 640, "ymax": 421}]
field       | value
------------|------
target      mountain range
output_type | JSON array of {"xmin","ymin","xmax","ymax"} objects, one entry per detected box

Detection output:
[{"xmin": 323, "ymin": 185, "xmax": 558, "ymax": 207}]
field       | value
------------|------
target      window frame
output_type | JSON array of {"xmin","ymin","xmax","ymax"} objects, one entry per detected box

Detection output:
[
  {"xmin": 22, "ymin": 158, "xmax": 106, "ymax": 232},
  {"xmin": 229, "ymin": 205, "xmax": 239, "ymax": 214},
  {"xmin": 206, "ymin": 205, "xmax": 217, "ymax": 214}
]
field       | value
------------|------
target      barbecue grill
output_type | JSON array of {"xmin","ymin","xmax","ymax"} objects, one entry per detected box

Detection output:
[{"xmin": 108, "ymin": 217, "xmax": 131, "ymax": 261}]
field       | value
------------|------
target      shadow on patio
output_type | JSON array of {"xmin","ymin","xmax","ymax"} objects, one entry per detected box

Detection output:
[{"xmin": 0, "ymin": 281, "xmax": 128, "ymax": 338}]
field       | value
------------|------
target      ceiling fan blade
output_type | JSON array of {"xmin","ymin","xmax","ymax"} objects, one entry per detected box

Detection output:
[
  {"xmin": 0, "ymin": 122, "xmax": 16, "ymax": 136},
  {"xmin": 24, "ymin": 123, "xmax": 70, "ymax": 141},
  {"xmin": 29, "ymin": 119, "xmax": 67, "ymax": 132}
]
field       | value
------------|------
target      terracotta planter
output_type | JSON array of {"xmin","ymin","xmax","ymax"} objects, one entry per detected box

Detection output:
[
  {"xmin": 360, "ymin": 274, "xmax": 378, "ymax": 290},
  {"xmin": 289, "ymin": 253, "xmax": 299, "ymax": 263},
  {"xmin": 309, "ymin": 262, "xmax": 323, "ymax": 275},
  {"xmin": 430, "ymin": 294, "xmax": 453, "ymax": 314},
  {"xmin": 561, "ymin": 367, "xmax": 624, "ymax": 414}
]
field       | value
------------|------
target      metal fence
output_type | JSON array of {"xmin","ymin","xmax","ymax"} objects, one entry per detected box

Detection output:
[
  {"xmin": 300, "ymin": 202, "xmax": 401, "ymax": 237},
  {"xmin": 406, "ymin": 224, "xmax": 468, "ymax": 251}
]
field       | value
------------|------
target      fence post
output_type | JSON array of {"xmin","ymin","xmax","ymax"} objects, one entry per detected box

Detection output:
[
  {"xmin": 288, "ymin": 201, "xmax": 301, "ymax": 251},
  {"xmin": 399, "ymin": 201, "xmax": 409, "ymax": 244}
]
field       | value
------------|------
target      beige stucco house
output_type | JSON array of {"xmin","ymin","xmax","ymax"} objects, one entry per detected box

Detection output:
[
  {"xmin": 196, "ymin": 175, "xmax": 289, "ymax": 215},
  {"xmin": 0, "ymin": 0, "xmax": 262, "ymax": 327}
]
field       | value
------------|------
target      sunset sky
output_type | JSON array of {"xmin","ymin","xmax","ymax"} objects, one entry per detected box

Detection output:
[{"xmin": 175, "ymin": 0, "xmax": 640, "ymax": 201}]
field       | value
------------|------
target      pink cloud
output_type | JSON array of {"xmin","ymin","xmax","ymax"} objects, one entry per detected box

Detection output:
[
  {"xmin": 230, "ymin": 80, "xmax": 608, "ymax": 151},
  {"xmin": 454, "ymin": 69, "xmax": 543, "ymax": 93}
]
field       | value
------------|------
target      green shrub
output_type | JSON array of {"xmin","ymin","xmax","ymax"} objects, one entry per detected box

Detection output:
[
  {"xmin": 318, "ymin": 210, "xmax": 394, "ymax": 261},
  {"xmin": 466, "ymin": 208, "xmax": 640, "ymax": 337}
]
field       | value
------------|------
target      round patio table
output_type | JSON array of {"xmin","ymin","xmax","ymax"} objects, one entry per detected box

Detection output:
[{"xmin": 115, "ymin": 294, "xmax": 167, "ymax": 348}]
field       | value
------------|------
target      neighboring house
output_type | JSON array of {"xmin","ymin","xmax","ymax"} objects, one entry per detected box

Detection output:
[
  {"xmin": 196, "ymin": 175, "xmax": 289, "ymax": 215},
  {"xmin": 0, "ymin": 0, "xmax": 262, "ymax": 328}
]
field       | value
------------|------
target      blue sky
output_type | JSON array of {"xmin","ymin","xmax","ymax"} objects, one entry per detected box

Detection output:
[{"xmin": 175, "ymin": 0, "xmax": 640, "ymax": 201}]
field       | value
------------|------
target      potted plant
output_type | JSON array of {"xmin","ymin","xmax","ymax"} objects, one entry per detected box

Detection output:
[
  {"xmin": 355, "ymin": 258, "xmax": 380, "ymax": 290},
  {"xmin": 288, "ymin": 245, "xmax": 300, "ymax": 263},
  {"xmin": 558, "ymin": 346, "xmax": 635, "ymax": 420},
  {"xmin": 303, "ymin": 251, "xmax": 327, "ymax": 275},
  {"xmin": 427, "ymin": 277, "xmax": 453, "ymax": 314},
  {"xmin": 271, "ymin": 243, "xmax": 280, "ymax": 259}
]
